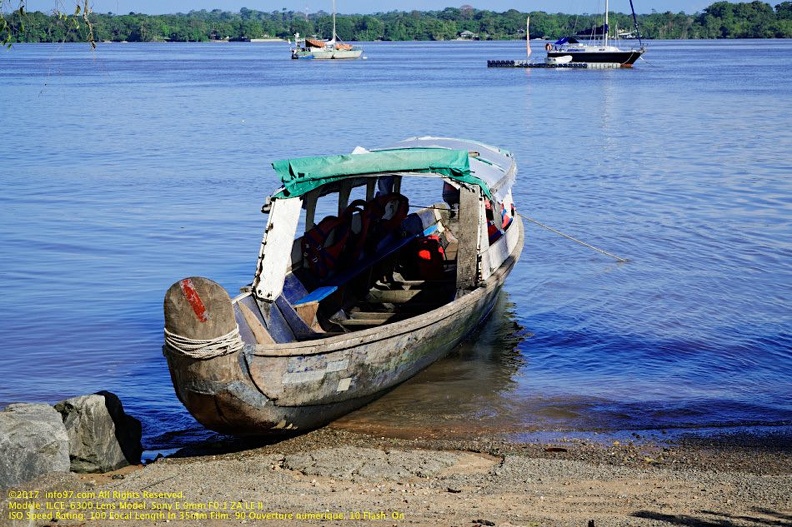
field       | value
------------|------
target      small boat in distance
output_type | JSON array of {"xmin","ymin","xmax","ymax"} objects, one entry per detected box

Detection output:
[
  {"xmin": 545, "ymin": 0, "xmax": 645, "ymax": 67},
  {"xmin": 163, "ymin": 137, "xmax": 524, "ymax": 436},
  {"xmin": 291, "ymin": 0, "xmax": 362, "ymax": 59}
]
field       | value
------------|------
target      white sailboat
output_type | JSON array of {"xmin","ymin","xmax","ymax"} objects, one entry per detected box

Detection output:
[
  {"xmin": 291, "ymin": 0, "xmax": 363, "ymax": 60},
  {"xmin": 545, "ymin": 0, "xmax": 645, "ymax": 67}
]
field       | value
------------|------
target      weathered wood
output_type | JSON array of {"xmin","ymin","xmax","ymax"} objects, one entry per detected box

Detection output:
[
  {"xmin": 366, "ymin": 289, "xmax": 422, "ymax": 303},
  {"xmin": 254, "ymin": 198, "xmax": 302, "ymax": 302},
  {"xmin": 274, "ymin": 295, "xmax": 319, "ymax": 340},
  {"xmin": 163, "ymin": 138, "xmax": 524, "ymax": 436},
  {"xmin": 365, "ymin": 285, "xmax": 453, "ymax": 305},
  {"xmin": 165, "ymin": 220, "xmax": 523, "ymax": 435},
  {"xmin": 255, "ymin": 296, "xmax": 296, "ymax": 344},
  {"xmin": 294, "ymin": 301, "xmax": 321, "ymax": 329},
  {"xmin": 336, "ymin": 317, "xmax": 396, "ymax": 327},
  {"xmin": 455, "ymin": 187, "xmax": 481, "ymax": 291},
  {"xmin": 164, "ymin": 277, "xmax": 236, "ymax": 341},
  {"xmin": 347, "ymin": 312, "xmax": 396, "ymax": 322},
  {"xmin": 238, "ymin": 301, "xmax": 275, "ymax": 345}
]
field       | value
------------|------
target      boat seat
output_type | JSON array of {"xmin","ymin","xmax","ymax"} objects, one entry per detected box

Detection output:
[
  {"xmin": 293, "ymin": 223, "xmax": 438, "ymax": 307},
  {"xmin": 332, "ymin": 310, "xmax": 408, "ymax": 328}
]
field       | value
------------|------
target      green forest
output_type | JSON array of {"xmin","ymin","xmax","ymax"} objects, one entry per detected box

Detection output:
[{"xmin": 3, "ymin": 1, "xmax": 792, "ymax": 44}]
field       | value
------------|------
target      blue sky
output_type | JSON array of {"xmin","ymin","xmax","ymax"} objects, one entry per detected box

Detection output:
[{"xmin": 21, "ymin": 1, "xmax": 736, "ymax": 16}]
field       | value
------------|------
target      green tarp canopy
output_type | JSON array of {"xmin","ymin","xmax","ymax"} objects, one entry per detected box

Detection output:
[{"xmin": 271, "ymin": 148, "xmax": 492, "ymax": 200}]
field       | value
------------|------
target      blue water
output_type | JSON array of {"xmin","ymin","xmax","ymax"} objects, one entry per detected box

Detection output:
[{"xmin": 1, "ymin": 40, "xmax": 790, "ymax": 449}]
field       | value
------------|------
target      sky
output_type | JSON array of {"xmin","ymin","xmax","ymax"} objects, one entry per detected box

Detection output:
[{"xmin": 20, "ymin": 1, "xmax": 737, "ymax": 16}]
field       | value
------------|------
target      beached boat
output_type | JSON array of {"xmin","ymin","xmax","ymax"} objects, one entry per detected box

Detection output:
[
  {"xmin": 163, "ymin": 137, "xmax": 524, "ymax": 436},
  {"xmin": 290, "ymin": 0, "xmax": 362, "ymax": 60},
  {"xmin": 545, "ymin": 0, "xmax": 645, "ymax": 67}
]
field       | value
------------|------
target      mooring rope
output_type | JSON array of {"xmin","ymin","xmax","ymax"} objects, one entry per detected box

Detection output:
[
  {"xmin": 163, "ymin": 325, "xmax": 244, "ymax": 360},
  {"xmin": 524, "ymin": 216, "xmax": 629, "ymax": 263}
]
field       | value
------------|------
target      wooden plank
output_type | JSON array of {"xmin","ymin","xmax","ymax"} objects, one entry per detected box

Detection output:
[
  {"xmin": 337, "ymin": 314, "xmax": 400, "ymax": 327},
  {"xmin": 248, "ymin": 295, "xmax": 295, "ymax": 344},
  {"xmin": 348, "ymin": 311, "xmax": 394, "ymax": 321},
  {"xmin": 455, "ymin": 186, "xmax": 481, "ymax": 290},
  {"xmin": 294, "ymin": 301, "xmax": 321, "ymax": 329},
  {"xmin": 282, "ymin": 273, "xmax": 310, "ymax": 304},
  {"xmin": 254, "ymin": 198, "xmax": 302, "ymax": 302},
  {"xmin": 238, "ymin": 301, "xmax": 275, "ymax": 345},
  {"xmin": 275, "ymin": 295, "xmax": 319, "ymax": 340},
  {"xmin": 366, "ymin": 289, "xmax": 422, "ymax": 303}
]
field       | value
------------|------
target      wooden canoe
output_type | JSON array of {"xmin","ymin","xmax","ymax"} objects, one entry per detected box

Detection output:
[{"xmin": 163, "ymin": 137, "xmax": 524, "ymax": 435}]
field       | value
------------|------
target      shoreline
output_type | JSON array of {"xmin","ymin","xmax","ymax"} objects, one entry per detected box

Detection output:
[{"xmin": 3, "ymin": 427, "xmax": 790, "ymax": 527}]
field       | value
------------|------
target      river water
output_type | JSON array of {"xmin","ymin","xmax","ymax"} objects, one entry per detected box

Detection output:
[{"xmin": 1, "ymin": 39, "xmax": 790, "ymax": 451}]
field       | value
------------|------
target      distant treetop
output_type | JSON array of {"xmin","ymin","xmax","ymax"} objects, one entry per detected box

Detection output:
[{"xmin": 2, "ymin": 0, "xmax": 792, "ymax": 45}]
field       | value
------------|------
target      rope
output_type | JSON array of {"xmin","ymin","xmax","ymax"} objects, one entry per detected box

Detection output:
[
  {"xmin": 524, "ymin": 215, "xmax": 629, "ymax": 263},
  {"xmin": 163, "ymin": 325, "xmax": 244, "ymax": 360}
]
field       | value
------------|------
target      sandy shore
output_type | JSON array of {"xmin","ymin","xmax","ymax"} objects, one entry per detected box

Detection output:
[{"xmin": 3, "ymin": 427, "xmax": 790, "ymax": 527}]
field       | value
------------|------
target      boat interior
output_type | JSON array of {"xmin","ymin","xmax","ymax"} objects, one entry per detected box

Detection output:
[
  {"xmin": 292, "ymin": 178, "xmax": 458, "ymax": 334},
  {"xmin": 236, "ymin": 172, "xmax": 515, "ymax": 344},
  {"xmin": 235, "ymin": 174, "xmax": 514, "ymax": 343}
]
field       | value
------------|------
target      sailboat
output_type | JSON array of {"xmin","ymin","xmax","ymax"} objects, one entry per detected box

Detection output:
[
  {"xmin": 545, "ymin": 0, "xmax": 645, "ymax": 67},
  {"xmin": 291, "ymin": 0, "xmax": 363, "ymax": 60}
]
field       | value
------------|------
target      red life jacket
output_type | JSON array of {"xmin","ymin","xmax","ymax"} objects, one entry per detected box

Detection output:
[
  {"xmin": 301, "ymin": 215, "xmax": 352, "ymax": 280},
  {"xmin": 414, "ymin": 234, "xmax": 446, "ymax": 280}
]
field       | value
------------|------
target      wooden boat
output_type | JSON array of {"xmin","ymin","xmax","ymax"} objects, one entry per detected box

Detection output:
[
  {"xmin": 163, "ymin": 137, "xmax": 524, "ymax": 436},
  {"xmin": 545, "ymin": 0, "xmax": 646, "ymax": 67}
]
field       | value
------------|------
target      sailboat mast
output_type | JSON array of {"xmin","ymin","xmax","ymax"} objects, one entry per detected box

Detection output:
[
  {"xmin": 526, "ymin": 17, "xmax": 531, "ymax": 57},
  {"xmin": 628, "ymin": 0, "xmax": 644, "ymax": 47},
  {"xmin": 604, "ymin": 0, "xmax": 609, "ymax": 46},
  {"xmin": 332, "ymin": 0, "xmax": 337, "ymax": 42}
]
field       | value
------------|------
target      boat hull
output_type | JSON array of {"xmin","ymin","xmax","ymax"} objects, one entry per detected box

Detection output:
[
  {"xmin": 292, "ymin": 49, "xmax": 363, "ymax": 60},
  {"xmin": 165, "ymin": 218, "xmax": 523, "ymax": 436},
  {"xmin": 547, "ymin": 49, "xmax": 644, "ymax": 67}
]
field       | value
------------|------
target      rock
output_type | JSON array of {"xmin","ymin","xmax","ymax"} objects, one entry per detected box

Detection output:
[
  {"xmin": 55, "ymin": 391, "xmax": 142, "ymax": 473},
  {"xmin": 0, "ymin": 403, "xmax": 70, "ymax": 489}
]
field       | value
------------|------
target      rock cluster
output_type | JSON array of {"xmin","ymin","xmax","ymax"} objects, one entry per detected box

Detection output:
[{"xmin": 0, "ymin": 392, "xmax": 142, "ymax": 489}]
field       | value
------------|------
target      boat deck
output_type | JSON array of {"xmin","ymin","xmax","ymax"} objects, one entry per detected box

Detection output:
[{"xmin": 332, "ymin": 275, "xmax": 457, "ymax": 329}]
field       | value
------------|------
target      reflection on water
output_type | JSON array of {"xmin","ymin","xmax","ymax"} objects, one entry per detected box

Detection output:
[
  {"xmin": 332, "ymin": 292, "xmax": 532, "ymax": 438},
  {"xmin": 333, "ymin": 286, "xmax": 792, "ymax": 441}
]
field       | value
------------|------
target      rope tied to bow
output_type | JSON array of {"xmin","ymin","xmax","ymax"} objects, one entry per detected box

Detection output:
[{"xmin": 163, "ymin": 325, "xmax": 244, "ymax": 360}]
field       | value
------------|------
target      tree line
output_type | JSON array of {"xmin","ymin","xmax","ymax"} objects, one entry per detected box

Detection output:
[{"xmin": 3, "ymin": 1, "xmax": 792, "ymax": 44}]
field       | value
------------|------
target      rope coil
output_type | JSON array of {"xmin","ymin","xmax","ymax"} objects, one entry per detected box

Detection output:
[{"xmin": 163, "ymin": 325, "xmax": 244, "ymax": 360}]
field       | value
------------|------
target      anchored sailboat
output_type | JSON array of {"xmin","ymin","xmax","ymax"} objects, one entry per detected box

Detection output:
[
  {"xmin": 291, "ymin": 0, "xmax": 363, "ymax": 60},
  {"xmin": 545, "ymin": 0, "xmax": 645, "ymax": 67}
]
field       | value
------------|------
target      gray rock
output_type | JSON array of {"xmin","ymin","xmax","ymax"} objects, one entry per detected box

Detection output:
[
  {"xmin": 0, "ymin": 403, "xmax": 70, "ymax": 490},
  {"xmin": 55, "ymin": 391, "xmax": 142, "ymax": 473}
]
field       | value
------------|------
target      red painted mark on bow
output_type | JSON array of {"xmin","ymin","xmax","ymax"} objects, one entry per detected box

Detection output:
[{"xmin": 180, "ymin": 278, "xmax": 208, "ymax": 323}]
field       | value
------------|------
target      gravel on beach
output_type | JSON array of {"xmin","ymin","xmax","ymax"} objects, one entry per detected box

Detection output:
[{"xmin": 3, "ymin": 427, "xmax": 790, "ymax": 527}]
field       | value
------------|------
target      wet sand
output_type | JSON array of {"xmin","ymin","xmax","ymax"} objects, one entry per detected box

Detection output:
[{"xmin": 3, "ymin": 427, "xmax": 790, "ymax": 527}]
